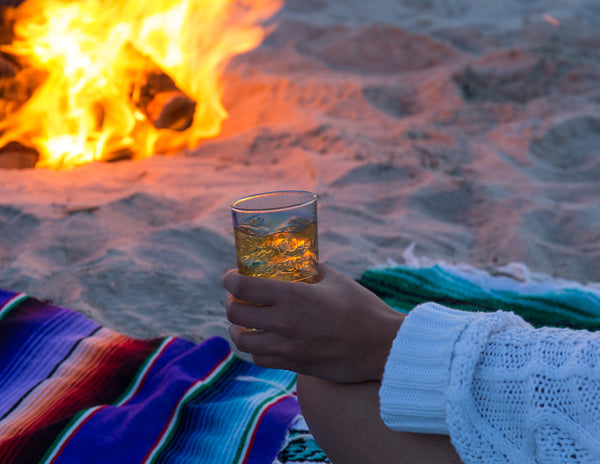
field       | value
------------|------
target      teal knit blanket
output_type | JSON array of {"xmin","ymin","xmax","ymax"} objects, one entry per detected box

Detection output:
[{"xmin": 359, "ymin": 261, "xmax": 600, "ymax": 330}]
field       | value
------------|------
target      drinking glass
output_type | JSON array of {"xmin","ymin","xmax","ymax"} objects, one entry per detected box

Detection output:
[{"xmin": 231, "ymin": 190, "xmax": 319, "ymax": 283}]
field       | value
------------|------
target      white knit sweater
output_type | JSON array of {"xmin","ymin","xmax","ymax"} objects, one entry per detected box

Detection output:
[{"xmin": 379, "ymin": 302, "xmax": 600, "ymax": 463}]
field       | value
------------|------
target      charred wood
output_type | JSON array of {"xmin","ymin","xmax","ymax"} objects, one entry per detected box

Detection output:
[
  {"xmin": 136, "ymin": 72, "xmax": 196, "ymax": 131},
  {"xmin": 0, "ymin": 141, "xmax": 38, "ymax": 169}
]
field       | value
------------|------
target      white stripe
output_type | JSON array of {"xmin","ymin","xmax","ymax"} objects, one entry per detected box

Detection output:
[
  {"xmin": 235, "ymin": 376, "xmax": 296, "ymax": 396},
  {"xmin": 237, "ymin": 392, "xmax": 293, "ymax": 463},
  {"xmin": 115, "ymin": 337, "xmax": 175, "ymax": 406},
  {"xmin": 0, "ymin": 293, "xmax": 28, "ymax": 318},
  {"xmin": 42, "ymin": 405, "xmax": 104, "ymax": 464},
  {"xmin": 143, "ymin": 350, "xmax": 235, "ymax": 464}
]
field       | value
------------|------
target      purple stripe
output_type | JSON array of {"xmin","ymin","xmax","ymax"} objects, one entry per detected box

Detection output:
[
  {"xmin": 244, "ymin": 396, "xmax": 301, "ymax": 464},
  {"xmin": 0, "ymin": 300, "xmax": 99, "ymax": 418},
  {"xmin": 53, "ymin": 337, "xmax": 232, "ymax": 463}
]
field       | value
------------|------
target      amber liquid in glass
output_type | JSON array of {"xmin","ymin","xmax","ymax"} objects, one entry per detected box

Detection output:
[{"xmin": 234, "ymin": 220, "xmax": 318, "ymax": 283}]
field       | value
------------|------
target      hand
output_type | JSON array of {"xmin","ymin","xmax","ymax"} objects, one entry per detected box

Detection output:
[{"xmin": 224, "ymin": 264, "xmax": 404, "ymax": 383}]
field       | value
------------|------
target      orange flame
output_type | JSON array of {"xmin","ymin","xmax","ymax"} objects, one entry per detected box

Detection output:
[{"xmin": 0, "ymin": 0, "xmax": 282, "ymax": 168}]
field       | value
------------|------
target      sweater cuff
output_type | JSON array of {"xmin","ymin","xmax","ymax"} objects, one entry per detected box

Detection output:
[{"xmin": 379, "ymin": 302, "xmax": 479, "ymax": 434}]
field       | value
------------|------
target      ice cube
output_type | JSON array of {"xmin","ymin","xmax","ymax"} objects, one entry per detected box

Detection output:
[
  {"xmin": 273, "ymin": 216, "xmax": 311, "ymax": 234},
  {"xmin": 237, "ymin": 214, "xmax": 268, "ymax": 236}
]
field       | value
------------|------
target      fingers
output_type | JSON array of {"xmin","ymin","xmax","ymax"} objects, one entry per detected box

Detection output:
[
  {"xmin": 224, "ymin": 263, "xmax": 334, "ymax": 303},
  {"xmin": 228, "ymin": 324, "xmax": 280, "ymax": 356},
  {"xmin": 223, "ymin": 270, "xmax": 292, "ymax": 306},
  {"xmin": 223, "ymin": 264, "xmax": 340, "ymax": 374},
  {"xmin": 225, "ymin": 293, "xmax": 274, "ymax": 331},
  {"xmin": 228, "ymin": 324, "xmax": 309, "ymax": 373}
]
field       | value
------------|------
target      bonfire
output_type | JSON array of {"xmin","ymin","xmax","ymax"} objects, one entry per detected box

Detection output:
[{"xmin": 0, "ymin": 0, "xmax": 281, "ymax": 168}]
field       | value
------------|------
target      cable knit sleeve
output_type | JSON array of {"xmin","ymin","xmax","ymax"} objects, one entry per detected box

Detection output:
[{"xmin": 379, "ymin": 302, "xmax": 600, "ymax": 464}]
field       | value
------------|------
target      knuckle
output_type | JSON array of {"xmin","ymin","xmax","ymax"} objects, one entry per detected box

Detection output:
[
  {"xmin": 229, "ymin": 281, "xmax": 242, "ymax": 298},
  {"xmin": 224, "ymin": 293, "xmax": 234, "ymax": 310},
  {"xmin": 235, "ymin": 337, "xmax": 253, "ymax": 354},
  {"xmin": 231, "ymin": 327, "xmax": 265, "ymax": 354},
  {"xmin": 225, "ymin": 298, "xmax": 253, "ymax": 327},
  {"xmin": 271, "ymin": 316, "xmax": 293, "ymax": 336},
  {"xmin": 278, "ymin": 310, "xmax": 304, "ymax": 337},
  {"xmin": 283, "ymin": 284, "xmax": 302, "ymax": 302},
  {"xmin": 287, "ymin": 284, "xmax": 312, "ymax": 308},
  {"xmin": 252, "ymin": 354, "xmax": 269, "ymax": 368},
  {"xmin": 228, "ymin": 325, "xmax": 249, "ymax": 352},
  {"xmin": 225, "ymin": 301, "xmax": 239, "ymax": 324},
  {"xmin": 281, "ymin": 320, "xmax": 297, "ymax": 338},
  {"xmin": 228, "ymin": 324, "xmax": 241, "ymax": 344},
  {"xmin": 225, "ymin": 299, "xmax": 239, "ymax": 323},
  {"xmin": 277, "ymin": 337, "xmax": 297, "ymax": 360},
  {"xmin": 224, "ymin": 271, "xmax": 243, "ymax": 297}
]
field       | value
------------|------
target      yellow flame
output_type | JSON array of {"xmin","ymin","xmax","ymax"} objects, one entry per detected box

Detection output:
[{"xmin": 0, "ymin": 0, "xmax": 282, "ymax": 168}]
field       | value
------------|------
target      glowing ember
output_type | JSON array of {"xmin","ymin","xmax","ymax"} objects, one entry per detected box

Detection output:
[
  {"xmin": 0, "ymin": 0, "xmax": 281, "ymax": 169},
  {"xmin": 542, "ymin": 13, "xmax": 560, "ymax": 27}
]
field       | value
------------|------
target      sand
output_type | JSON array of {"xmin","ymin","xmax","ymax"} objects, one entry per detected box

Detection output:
[{"xmin": 1, "ymin": 0, "xmax": 600, "ymax": 344}]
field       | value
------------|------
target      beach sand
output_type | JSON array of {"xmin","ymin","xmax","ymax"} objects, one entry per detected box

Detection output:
[{"xmin": 1, "ymin": 0, "xmax": 599, "ymax": 344}]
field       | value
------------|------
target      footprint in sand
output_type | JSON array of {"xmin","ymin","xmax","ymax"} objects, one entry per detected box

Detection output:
[
  {"xmin": 362, "ymin": 85, "xmax": 420, "ymax": 118},
  {"xmin": 454, "ymin": 58, "xmax": 556, "ymax": 104},
  {"xmin": 528, "ymin": 115, "xmax": 600, "ymax": 182},
  {"xmin": 295, "ymin": 23, "xmax": 460, "ymax": 74}
]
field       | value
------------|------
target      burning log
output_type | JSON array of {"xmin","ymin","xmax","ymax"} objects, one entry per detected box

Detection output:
[
  {"xmin": 0, "ymin": 53, "xmax": 38, "ymax": 169},
  {"xmin": 0, "ymin": 141, "xmax": 39, "ymax": 169},
  {"xmin": 136, "ymin": 72, "xmax": 196, "ymax": 131},
  {"xmin": 146, "ymin": 90, "xmax": 196, "ymax": 131},
  {"xmin": 0, "ymin": 53, "xmax": 16, "ymax": 78}
]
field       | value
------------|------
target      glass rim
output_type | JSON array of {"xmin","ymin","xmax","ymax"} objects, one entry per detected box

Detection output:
[{"xmin": 231, "ymin": 190, "xmax": 317, "ymax": 213}]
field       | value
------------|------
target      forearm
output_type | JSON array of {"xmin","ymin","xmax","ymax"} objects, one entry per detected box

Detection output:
[{"xmin": 298, "ymin": 375, "xmax": 462, "ymax": 464}]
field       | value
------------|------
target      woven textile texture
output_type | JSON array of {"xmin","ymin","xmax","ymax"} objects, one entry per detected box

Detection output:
[
  {"xmin": 367, "ymin": 262, "xmax": 600, "ymax": 463},
  {"xmin": 0, "ymin": 289, "xmax": 303, "ymax": 464}
]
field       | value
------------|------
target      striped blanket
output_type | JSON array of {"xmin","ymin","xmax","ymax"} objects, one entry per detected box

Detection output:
[
  {"xmin": 2, "ymin": 255, "xmax": 599, "ymax": 463},
  {"xmin": 0, "ymin": 289, "xmax": 327, "ymax": 464}
]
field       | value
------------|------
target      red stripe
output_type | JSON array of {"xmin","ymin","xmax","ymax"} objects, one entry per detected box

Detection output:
[
  {"xmin": 0, "ymin": 330, "xmax": 159, "ymax": 460},
  {"xmin": 241, "ymin": 395, "xmax": 288, "ymax": 464},
  {"xmin": 120, "ymin": 338, "xmax": 176, "ymax": 405},
  {"xmin": 45, "ymin": 337, "xmax": 170, "ymax": 463},
  {"xmin": 0, "ymin": 293, "xmax": 24, "ymax": 311},
  {"xmin": 47, "ymin": 406, "xmax": 108, "ymax": 464}
]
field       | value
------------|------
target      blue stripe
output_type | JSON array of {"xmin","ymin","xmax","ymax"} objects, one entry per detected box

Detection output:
[
  {"xmin": 0, "ymin": 290, "xmax": 20, "ymax": 308},
  {"xmin": 0, "ymin": 301, "xmax": 98, "ymax": 418},
  {"xmin": 153, "ymin": 360, "xmax": 296, "ymax": 464}
]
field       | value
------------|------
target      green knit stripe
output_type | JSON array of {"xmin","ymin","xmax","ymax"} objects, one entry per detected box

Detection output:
[{"xmin": 359, "ymin": 264, "xmax": 600, "ymax": 330}]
